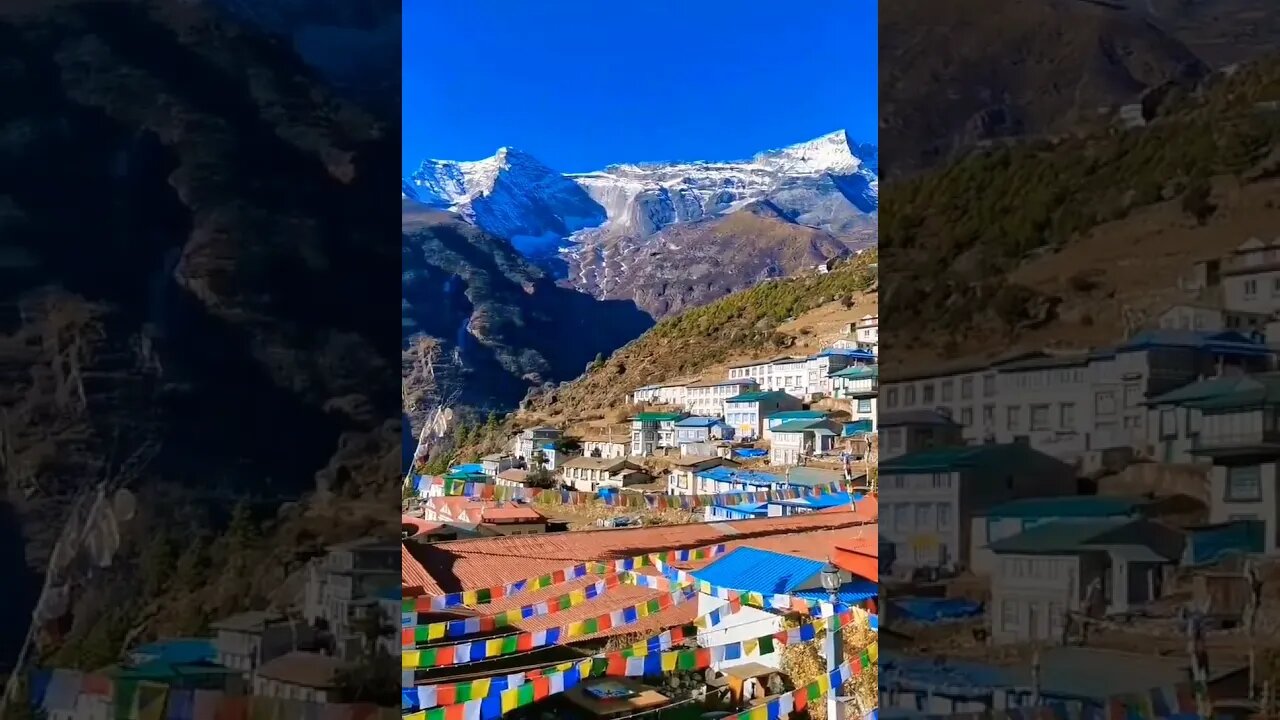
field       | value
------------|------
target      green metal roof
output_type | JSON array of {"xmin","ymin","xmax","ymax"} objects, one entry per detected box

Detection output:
[
  {"xmin": 770, "ymin": 419, "xmax": 833, "ymax": 433},
  {"xmin": 879, "ymin": 443, "xmax": 1062, "ymax": 474},
  {"xmin": 832, "ymin": 365, "xmax": 878, "ymax": 379},
  {"xmin": 983, "ymin": 496, "xmax": 1148, "ymax": 519},
  {"xmin": 986, "ymin": 520, "xmax": 1131, "ymax": 554},
  {"xmin": 767, "ymin": 410, "xmax": 829, "ymax": 421},
  {"xmin": 1151, "ymin": 374, "xmax": 1280, "ymax": 411},
  {"xmin": 631, "ymin": 412, "xmax": 684, "ymax": 422},
  {"xmin": 725, "ymin": 390, "xmax": 792, "ymax": 404}
]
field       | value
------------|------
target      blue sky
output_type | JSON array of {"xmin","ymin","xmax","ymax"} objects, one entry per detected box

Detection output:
[{"xmin": 402, "ymin": 0, "xmax": 878, "ymax": 175}]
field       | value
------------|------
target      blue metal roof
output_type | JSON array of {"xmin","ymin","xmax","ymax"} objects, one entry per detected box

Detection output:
[
  {"xmin": 775, "ymin": 492, "xmax": 853, "ymax": 510},
  {"xmin": 793, "ymin": 582, "xmax": 879, "ymax": 604},
  {"xmin": 675, "ymin": 416, "xmax": 722, "ymax": 427},
  {"xmin": 130, "ymin": 639, "xmax": 215, "ymax": 665},
  {"xmin": 817, "ymin": 348, "xmax": 876, "ymax": 360},
  {"xmin": 693, "ymin": 547, "xmax": 825, "ymax": 594},
  {"xmin": 451, "ymin": 463, "xmax": 485, "ymax": 474},
  {"xmin": 1117, "ymin": 329, "xmax": 1272, "ymax": 356},
  {"xmin": 695, "ymin": 466, "xmax": 780, "ymax": 487}
]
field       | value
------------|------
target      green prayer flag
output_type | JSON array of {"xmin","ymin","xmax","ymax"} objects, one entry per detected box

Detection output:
[
  {"xmin": 676, "ymin": 650, "xmax": 698, "ymax": 671},
  {"xmin": 757, "ymin": 636, "xmax": 775, "ymax": 655},
  {"xmin": 517, "ymin": 683, "xmax": 535, "ymax": 706}
]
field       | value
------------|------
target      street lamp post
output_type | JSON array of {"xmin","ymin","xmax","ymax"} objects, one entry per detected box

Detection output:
[{"xmin": 821, "ymin": 558, "xmax": 845, "ymax": 720}]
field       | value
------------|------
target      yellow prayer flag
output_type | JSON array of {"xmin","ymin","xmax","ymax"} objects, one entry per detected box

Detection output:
[
  {"xmin": 569, "ymin": 590, "xmax": 586, "ymax": 604},
  {"xmin": 404, "ymin": 713, "xmax": 427, "ymax": 720},
  {"xmin": 501, "ymin": 690, "xmax": 518, "ymax": 715},
  {"xmin": 427, "ymin": 624, "xmax": 445, "ymax": 641},
  {"xmin": 474, "ymin": 678, "xmax": 491, "ymax": 697},
  {"xmin": 567, "ymin": 621, "xmax": 584, "ymax": 636},
  {"xmin": 868, "ymin": 642, "xmax": 879, "ymax": 663},
  {"xmin": 402, "ymin": 651, "xmax": 420, "ymax": 669},
  {"xmin": 660, "ymin": 652, "xmax": 678, "ymax": 672}
]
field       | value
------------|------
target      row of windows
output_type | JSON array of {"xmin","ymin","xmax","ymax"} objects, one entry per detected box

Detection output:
[
  {"xmin": 882, "ymin": 374, "xmax": 997, "ymax": 408},
  {"xmin": 999, "ymin": 599, "xmax": 1066, "ymax": 633},
  {"xmin": 883, "ymin": 473, "xmax": 954, "ymax": 490},
  {"xmin": 885, "ymin": 501, "xmax": 953, "ymax": 532},
  {"xmin": 1001, "ymin": 557, "xmax": 1067, "ymax": 580},
  {"xmin": 1226, "ymin": 465, "xmax": 1263, "ymax": 502}
]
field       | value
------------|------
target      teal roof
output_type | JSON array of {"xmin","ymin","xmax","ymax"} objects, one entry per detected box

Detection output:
[
  {"xmin": 832, "ymin": 365, "xmax": 878, "ymax": 379},
  {"xmin": 767, "ymin": 410, "xmax": 829, "ymax": 421},
  {"xmin": 1149, "ymin": 374, "xmax": 1280, "ymax": 411},
  {"xmin": 631, "ymin": 412, "xmax": 684, "ymax": 422},
  {"xmin": 983, "ymin": 496, "xmax": 1148, "ymax": 519},
  {"xmin": 986, "ymin": 520, "xmax": 1132, "ymax": 554},
  {"xmin": 726, "ymin": 390, "xmax": 792, "ymax": 404},
  {"xmin": 879, "ymin": 443, "xmax": 1062, "ymax": 474},
  {"xmin": 770, "ymin": 419, "xmax": 837, "ymax": 434}
]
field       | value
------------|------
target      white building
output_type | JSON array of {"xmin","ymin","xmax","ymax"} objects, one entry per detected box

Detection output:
[
  {"xmin": 724, "ymin": 390, "xmax": 803, "ymax": 440},
  {"xmin": 684, "ymin": 379, "xmax": 759, "ymax": 417},
  {"xmin": 514, "ymin": 426, "xmax": 560, "ymax": 463},
  {"xmin": 559, "ymin": 456, "xmax": 648, "ymax": 493},
  {"xmin": 630, "ymin": 412, "xmax": 684, "ymax": 455},
  {"xmin": 877, "ymin": 410, "xmax": 963, "ymax": 462},
  {"xmin": 1157, "ymin": 303, "xmax": 1269, "ymax": 334},
  {"xmin": 854, "ymin": 314, "xmax": 878, "ymax": 346},
  {"xmin": 987, "ymin": 519, "xmax": 1183, "ymax": 645},
  {"xmin": 582, "ymin": 436, "xmax": 629, "ymax": 459},
  {"xmin": 879, "ymin": 331, "xmax": 1273, "ymax": 471},
  {"xmin": 1221, "ymin": 237, "xmax": 1280, "ymax": 316},
  {"xmin": 807, "ymin": 349, "xmax": 873, "ymax": 400},
  {"xmin": 252, "ymin": 651, "xmax": 345, "ymax": 703},
  {"xmin": 878, "ymin": 444, "xmax": 1076, "ymax": 577},
  {"xmin": 832, "ymin": 365, "xmax": 877, "ymax": 428},
  {"xmin": 301, "ymin": 538, "xmax": 398, "ymax": 658},
  {"xmin": 768, "ymin": 419, "xmax": 840, "ymax": 466},
  {"xmin": 628, "ymin": 381, "xmax": 689, "ymax": 407},
  {"xmin": 480, "ymin": 453, "xmax": 519, "ymax": 477},
  {"xmin": 667, "ymin": 456, "xmax": 737, "ymax": 495},
  {"xmin": 211, "ymin": 611, "xmax": 311, "ymax": 676},
  {"xmin": 726, "ymin": 357, "xmax": 808, "ymax": 398}
]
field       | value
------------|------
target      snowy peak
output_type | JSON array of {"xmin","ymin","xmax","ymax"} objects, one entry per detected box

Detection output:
[
  {"xmin": 404, "ymin": 130, "xmax": 878, "ymax": 243},
  {"xmin": 406, "ymin": 147, "xmax": 606, "ymax": 241},
  {"xmin": 754, "ymin": 129, "xmax": 862, "ymax": 174}
]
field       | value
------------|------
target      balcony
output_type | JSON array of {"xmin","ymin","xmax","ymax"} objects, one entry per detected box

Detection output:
[{"xmin": 1191, "ymin": 430, "xmax": 1280, "ymax": 457}]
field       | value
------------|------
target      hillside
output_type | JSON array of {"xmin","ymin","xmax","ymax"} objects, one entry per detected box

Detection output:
[
  {"xmin": 520, "ymin": 253, "xmax": 877, "ymax": 425},
  {"xmin": 881, "ymin": 0, "xmax": 1207, "ymax": 176},
  {"xmin": 883, "ymin": 52, "xmax": 1280, "ymax": 374},
  {"xmin": 401, "ymin": 201, "xmax": 653, "ymax": 414},
  {"xmin": 576, "ymin": 204, "xmax": 875, "ymax": 319}
]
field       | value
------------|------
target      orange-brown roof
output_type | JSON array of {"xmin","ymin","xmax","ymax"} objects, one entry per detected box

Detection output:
[
  {"xmin": 404, "ymin": 510, "xmax": 874, "ymax": 643},
  {"xmin": 480, "ymin": 503, "xmax": 546, "ymax": 523}
]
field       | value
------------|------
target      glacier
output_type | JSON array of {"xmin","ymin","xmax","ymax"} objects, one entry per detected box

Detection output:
[{"xmin": 405, "ymin": 130, "xmax": 878, "ymax": 243}]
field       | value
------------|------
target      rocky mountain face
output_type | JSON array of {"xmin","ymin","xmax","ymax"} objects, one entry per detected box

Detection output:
[
  {"xmin": 0, "ymin": 0, "xmax": 399, "ymax": 666},
  {"xmin": 402, "ymin": 202, "xmax": 653, "ymax": 412},
  {"xmin": 404, "ymin": 131, "xmax": 878, "ymax": 319},
  {"xmin": 880, "ymin": 0, "xmax": 1209, "ymax": 177}
]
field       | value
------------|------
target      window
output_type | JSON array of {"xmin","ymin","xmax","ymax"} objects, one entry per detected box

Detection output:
[
  {"xmin": 1049, "ymin": 602, "xmax": 1065, "ymax": 632},
  {"xmin": 1273, "ymin": 277, "xmax": 1280, "ymax": 296},
  {"xmin": 903, "ymin": 386, "xmax": 916, "ymax": 405},
  {"xmin": 941, "ymin": 380, "xmax": 954, "ymax": 402},
  {"xmin": 937, "ymin": 503, "xmax": 952, "ymax": 530},
  {"xmin": 922, "ymin": 384, "xmax": 935, "ymax": 404},
  {"xmin": 1226, "ymin": 465, "xmax": 1263, "ymax": 502},
  {"xmin": 983, "ymin": 405, "xmax": 995, "ymax": 427},
  {"xmin": 960, "ymin": 377, "xmax": 974, "ymax": 400},
  {"xmin": 1030, "ymin": 405, "xmax": 1050, "ymax": 431},
  {"xmin": 1001, "ymin": 600, "xmax": 1018, "ymax": 631},
  {"xmin": 1245, "ymin": 279, "xmax": 1258, "ymax": 297},
  {"xmin": 885, "ymin": 428, "xmax": 903, "ymax": 451},
  {"xmin": 983, "ymin": 374, "xmax": 996, "ymax": 397},
  {"xmin": 1123, "ymin": 384, "xmax": 1142, "ymax": 408},
  {"xmin": 960, "ymin": 407, "xmax": 973, "ymax": 426},
  {"xmin": 857, "ymin": 398, "xmax": 872, "ymax": 413},
  {"xmin": 1123, "ymin": 415, "xmax": 1142, "ymax": 429},
  {"xmin": 931, "ymin": 473, "xmax": 951, "ymax": 489},
  {"xmin": 1095, "ymin": 391, "xmax": 1116, "ymax": 416},
  {"xmin": 895, "ymin": 504, "xmax": 910, "ymax": 530},
  {"xmin": 1060, "ymin": 403, "xmax": 1076, "ymax": 428},
  {"xmin": 1159, "ymin": 408, "xmax": 1176, "ymax": 437},
  {"xmin": 915, "ymin": 503, "xmax": 932, "ymax": 529},
  {"xmin": 1007, "ymin": 406, "xmax": 1021, "ymax": 431}
]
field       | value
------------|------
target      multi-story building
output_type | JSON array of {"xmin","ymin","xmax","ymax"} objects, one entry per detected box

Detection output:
[
  {"xmin": 630, "ymin": 412, "xmax": 685, "ymax": 455},
  {"xmin": 726, "ymin": 357, "xmax": 809, "ymax": 399},
  {"xmin": 628, "ymin": 381, "xmax": 690, "ymax": 407},
  {"xmin": 832, "ymin": 365, "xmax": 877, "ymax": 428},
  {"xmin": 560, "ymin": 456, "xmax": 648, "ymax": 492},
  {"xmin": 724, "ymin": 390, "xmax": 802, "ymax": 440},
  {"xmin": 879, "ymin": 330, "xmax": 1273, "ymax": 471},
  {"xmin": 807, "ymin": 349, "xmax": 874, "ymax": 399},
  {"xmin": 854, "ymin": 314, "xmax": 878, "ymax": 346},
  {"xmin": 514, "ymin": 426, "xmax": 560, "ymax": 463},
  {"xmin": 1221, "ymin": 237, "xmax": 1280, "ymax": 315},
  {"xmin": 769, "ymin": 418, "xmax": 841, "ymax": 466},
  {"xmin": 667, "ymin": 456, "xmax": 737, "ymax": 495},
  {"xmin": 878, "ymin": 443, "xmax": 1076, "ymax": 576},
  {"xmin": 877, "ymin": 410, "xmax": 963, "ymax": 461},
  {"xmin": 674, "ymin": 416, "xmax": 734, "ymax": 451},
  {"xmin": 683, "ymin": 379, "xmax": 759, "ymax": 417}
]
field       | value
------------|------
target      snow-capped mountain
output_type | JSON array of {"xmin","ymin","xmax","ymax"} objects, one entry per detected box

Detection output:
[
  {"xmin": 406, "ymin": 148, "xmax": 607, "ymax": 253},
  {"xmin": 404, "ymin": 131, "xmax": 877, "ymax": 318},
  {"xmin": 408, "ymin": 130, "xmax": 876, "ymax": 240}
]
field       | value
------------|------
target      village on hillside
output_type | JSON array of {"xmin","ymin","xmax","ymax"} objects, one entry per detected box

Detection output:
[
  {"xmin": 401, "ymin": 287, "xmax": 882, "ymax": 720},
  {"xmin": 876, "ymin": 238, "xmax": 1280, "ymax": 718}
]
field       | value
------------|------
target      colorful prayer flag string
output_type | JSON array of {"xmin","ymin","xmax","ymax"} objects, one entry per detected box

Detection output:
[{"xmin": 417, "ymin": 476, "xmax": 847, "ymax": 508}]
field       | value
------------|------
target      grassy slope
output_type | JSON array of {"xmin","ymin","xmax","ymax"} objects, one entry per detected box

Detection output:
[
  {"xmin": 522, "ymin": 252, "xmax": 878, "ymax": 424},
  {"xmin": 882, "ymin": 53, "xmax": 1280, "ymax": 369}
]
